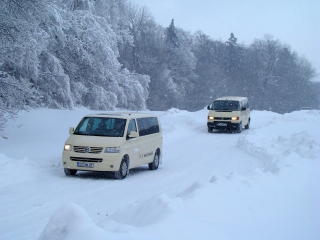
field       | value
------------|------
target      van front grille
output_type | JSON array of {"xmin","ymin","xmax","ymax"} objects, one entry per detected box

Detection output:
[
  {"xmin": 70, "ymin": 157, "xmax": 103, "ymax": 163},
  {"xmin": 214, "ymin": 117, "xmax": 231, "ymax": 121},
  {"xmin": 73, "ymin": 146, "xmax": 103, "ymax": 154}
]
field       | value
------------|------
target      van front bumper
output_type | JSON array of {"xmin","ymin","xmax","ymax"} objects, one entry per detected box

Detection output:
[
  {"xmin": 207, "ymin": 121, "xmax": 240, "ymax": 130},
  {"xmin": 62, "ymin": 151, "xmax": 122, "ymax": 172}
]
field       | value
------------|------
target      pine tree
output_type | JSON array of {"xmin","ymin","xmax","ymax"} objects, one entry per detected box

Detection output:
[
  {"xmin": 166, "ymin": 19, "xmax": 179, "ymax": 48},
  {"xmin": 226, "ymin": 32, "xmax": 237, "ymax": 47}
]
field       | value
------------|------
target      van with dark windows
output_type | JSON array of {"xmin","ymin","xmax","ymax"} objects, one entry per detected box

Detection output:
[
  {"xmin": 207, "ymin": 96, "xmax": 250, "ymax": 133},
  {"xmin": 62, "ymin": 113, "xmax": 162, "ymax": 179}
]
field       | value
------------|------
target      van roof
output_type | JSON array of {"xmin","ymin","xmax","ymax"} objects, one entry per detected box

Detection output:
[
  {"xmin": 215, "ymin": 96, "xmax": 248, "ymax": 102},
  {"xmin": 85, "ymin": 112, "xmax": 157, "ymax": 119}
]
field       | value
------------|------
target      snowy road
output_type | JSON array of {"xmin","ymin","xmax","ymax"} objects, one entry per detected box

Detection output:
[{"xmin": 0, "ymin": 109, "xmax": 319, "ymax": 240}]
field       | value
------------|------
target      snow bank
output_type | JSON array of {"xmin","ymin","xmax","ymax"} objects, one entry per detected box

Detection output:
[
  {"xmin": 112, "ymin": 194, "xmax": 182, "ymax": 227},
  {"xmin": 168, "ymin": 167, "xmax": 320, "ymax": 240},
  {"xmin": 237, "ymin": 110, "xmax": 320, "ymax": 173},
  {"xmin": 39, "ymin": 204, "xmax": 107, "ymax": 240}
]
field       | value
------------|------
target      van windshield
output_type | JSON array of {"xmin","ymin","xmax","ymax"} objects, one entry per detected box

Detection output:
[
  {"xmin": 213, "ymin": 100, "xmax": 240, "ymax": 111},
  {"xmin": 74, "ymin": 117, "xmax": 126, "ymax": 137}
]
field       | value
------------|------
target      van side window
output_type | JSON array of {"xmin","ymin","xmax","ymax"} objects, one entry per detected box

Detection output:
[
  {"xmin": 127, "ymin": 119, "xmax": 137, "ymax": 134},
  {"xmin": 241, "ymin": 102, "xmax": 248, "ymax": 110},
  {"xmin": 137, "ymin": 117, "xmax": 160, "ymax": 136}
]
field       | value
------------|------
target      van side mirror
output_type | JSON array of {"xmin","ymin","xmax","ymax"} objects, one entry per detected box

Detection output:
[
  {"xmin": 69, "ymin": 127, "xmax": 74, "ymax": 135},
  {"xmin": 241, "ymin": 107, "xmax": 247, "ymax": 111},
  {"xmin": 128, "ymin": 131, "xmax": 139, "ymax": 139},
  {"xmin": 207, "ymin": 105, "xmax": 211, "ymax": 110}
]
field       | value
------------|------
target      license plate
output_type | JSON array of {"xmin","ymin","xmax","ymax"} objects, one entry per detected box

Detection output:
[
  {"xmin": 217, "ymin": 123, "xmax": 227, "ymax": 127},
  {"xmin": 77, "ymin": 162, "xmax": 94, "ymax": 168}
]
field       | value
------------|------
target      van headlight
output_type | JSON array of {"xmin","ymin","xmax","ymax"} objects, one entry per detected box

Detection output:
[
  {"xmin": 105, "ymin": 147, "xmax": 120, "ymax": 153},
  {"xmin": 64, "ymin": 144, "xmax": 72, "ymax": 151},
  {"xmin": 231, "ymin": 116, "xmax": 240, "ymax": 121},
  {"xmin": 208, "ymin": 116, "xmax": 214, "ymax": 120}
]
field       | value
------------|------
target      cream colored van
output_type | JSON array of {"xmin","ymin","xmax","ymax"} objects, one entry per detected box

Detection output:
[
  {"xmin": 207, "ymin": 96, "xmax": 250, "ymax": 133},
  {"xmin": 62, "ymin": 113, "xmax": 162, "ymax": 179}
]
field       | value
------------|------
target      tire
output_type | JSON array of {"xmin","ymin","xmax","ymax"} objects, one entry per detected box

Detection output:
[
  {"xmin": 208, "ymin": 127, "xmax": 213, "ymax": 133},
  {"xmin": 114, "ymin": 158, "xmax": 129, "ymax": 179},
  {"xmin": 245, "ymin": 119, "xmax": 250, "ymax": 129},
  {"xmin": 149, "ymin": 152, "xmax": 160, "ymax": 170},
  {"xmin": 236, "ymin": 122, "xmax": 242, "ymax": 133},
  {"xmin": 64, "ymin": 168, "xmax": 77, "ymax": 176}
]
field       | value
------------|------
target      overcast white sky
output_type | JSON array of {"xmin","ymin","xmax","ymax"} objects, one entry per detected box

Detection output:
[{"xmin": 131, "ymin": 0, "xmax": 320, "ymax": 81}]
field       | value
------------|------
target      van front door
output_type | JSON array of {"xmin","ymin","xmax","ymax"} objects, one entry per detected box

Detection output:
[
  {"xmin": 125, "ymin": 119, "xmax": 140, "ymax": 168},
  {"xmin": 240, "ymin": 102, "xmax": 249, "ymax": 127}
]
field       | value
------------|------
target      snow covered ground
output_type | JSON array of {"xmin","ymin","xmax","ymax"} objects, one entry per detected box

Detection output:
[{"xmin": 0, "ymin": 108, "xmax": 319, "ymax": 240}]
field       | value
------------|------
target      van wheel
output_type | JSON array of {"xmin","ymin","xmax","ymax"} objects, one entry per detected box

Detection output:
[
  {"xmin": 64, "ymin": 168, "xmax": 77, "ymax": 176},
  {"xmin": 208, "ymin": 127, "xmax": 213, "ymax": 133},
  {"xmin": 236, "ymin": 122, "xmax": 242, "ymax": 133},
  {"xmin": 114, "ymin": 158, "xmax": 129, "ymax": 179},
  {"xmin": 245, "ymin": 119, "xmax": 250, "ymax": 129},
  {"xmin": 149, "ymin": 153, "xmax": 160, "ymax": 170}
]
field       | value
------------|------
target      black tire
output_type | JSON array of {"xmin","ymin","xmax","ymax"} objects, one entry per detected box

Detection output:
[
  {"xmin": 149, "ymin": 152, "xmax": 160, "ymax": 170},
  {"xmin": 64, "ymin": 168, "xmax": 77, "ymax": 176},
  {"xmin": 208, "ymin": 127, "xmax": 213, "ymax": 133},
  {"xmin": 236, "ymin": 122, "xmax": 242, "ymax": 133},
  {"xmin": 245, "ymin": 119, "xmax": 250, "ymax": 129},
  {"xmin": 114, "ymin": 158, "xmax": 129, "ymax": 179}
]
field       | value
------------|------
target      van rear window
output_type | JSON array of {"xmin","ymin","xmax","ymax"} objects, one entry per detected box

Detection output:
[{"xmin": 137, "ymin": 117, "xmax": 160, "ymax": 136}]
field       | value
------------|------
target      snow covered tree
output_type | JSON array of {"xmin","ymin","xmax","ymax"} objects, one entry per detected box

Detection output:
[
  {"xmin": 0, "ymin": 0, "xmax": 151, "ymax": 114},
  {"xmin": 0, "ymin": 0, "xmax": 318, "ymax": 130},
  {"xmin": 191, "ymin": 32, "xmax": 227, "ymax": 109},
  {"xmin": 246, "ymin": 37, "xmax": 316, "ymax": 112},
  {"xmin": 151, "ymin": 20, "xmax": 197, "ymax": 109}
]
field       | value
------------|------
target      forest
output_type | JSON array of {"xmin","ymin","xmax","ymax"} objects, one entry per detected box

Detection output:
[{"xmin": 1, "ymin": 0, "xmax": 319, "ymax": 127}]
